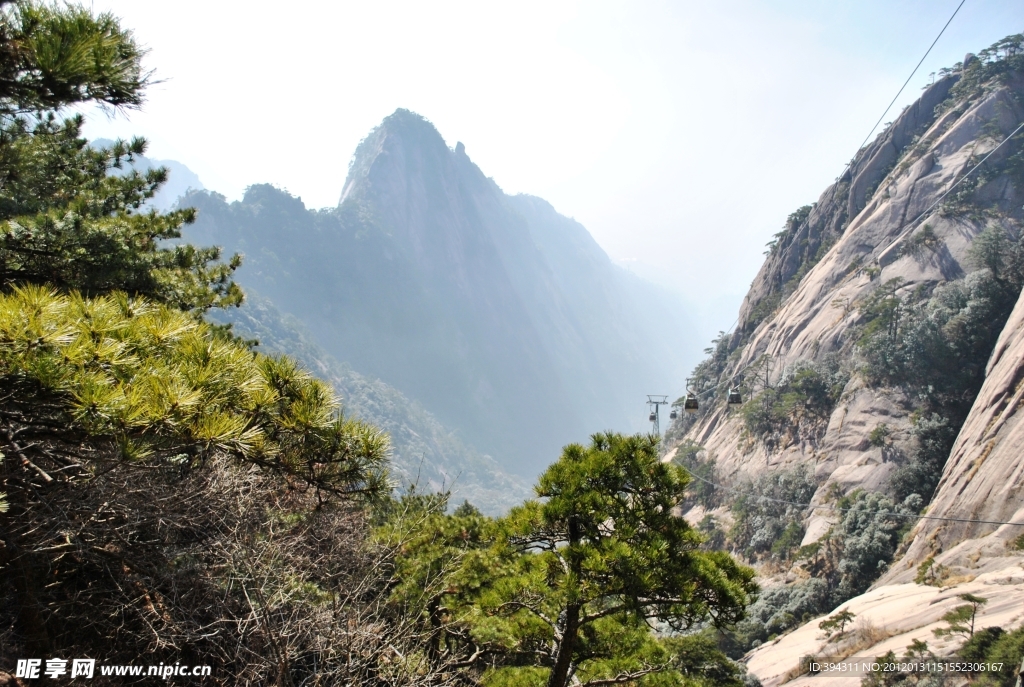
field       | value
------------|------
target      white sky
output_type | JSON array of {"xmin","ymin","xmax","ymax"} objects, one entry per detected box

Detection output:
[{"xmin": 83, "ymin": 0, "xmax": 1024, "ymax": 347}]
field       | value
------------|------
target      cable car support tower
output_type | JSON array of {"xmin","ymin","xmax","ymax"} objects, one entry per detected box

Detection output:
[{"xmin": 647, "ymin": 395, "xmax": 669, "ymax": 435}]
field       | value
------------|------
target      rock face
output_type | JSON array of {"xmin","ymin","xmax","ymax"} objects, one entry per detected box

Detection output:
[
  {"xmin": 664, "ymin": 48, "xmax": 1024, "ymax": 682},
  {"xmin": 186, "ymin": 109, "xmax": 692, "ymax": 479},
  {"xmin": 885, "ymin": 285, "xmax": 1024, "ymax": 580},
  {"xmin": 748, "ymin": 559, "xmax": 1024, "ymax": 687},
  {"xmin": 734, "ymin": 76, "xmax": 960, "ymax": 339},
  {"xmin": 669, "ymin": 70, "xmax": 1024, "ymax": 498}
]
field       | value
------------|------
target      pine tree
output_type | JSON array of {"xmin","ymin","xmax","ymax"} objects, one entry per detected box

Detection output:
[
  {"xmin": 383, "ymin": 432, "xmax": 757, "ymax": 687},
  {"xmin": 0, "ymin": 2, "xmax": 392, "ymax": 662},
  {"xmin": 0, "ymin": 0, "xmax": 241, "ymax": 310}
]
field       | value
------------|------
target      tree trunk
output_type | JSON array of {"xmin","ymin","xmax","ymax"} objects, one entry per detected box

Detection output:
[{"xmin": 546, "ymin": 603, "xmax": 580, "ymax": 687}]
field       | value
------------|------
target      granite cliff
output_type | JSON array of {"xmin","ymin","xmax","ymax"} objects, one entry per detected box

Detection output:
[{"xmin": 662, "ymin": 36, "xmax": 1024, "ymax": 682}]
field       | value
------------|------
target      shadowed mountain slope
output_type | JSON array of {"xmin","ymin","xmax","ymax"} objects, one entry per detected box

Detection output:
[
  {"xmin": 208, "ymin": 294, "xmax": 531, "ymax": 513},
  {"xmin": 184, "ymin": 109, "xmax": 691, "ymax": 478}
]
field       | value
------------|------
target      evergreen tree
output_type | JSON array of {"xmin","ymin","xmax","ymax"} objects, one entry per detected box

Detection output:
[
  {"xmin": 497, "ymin": 433, "xmax": 755, "ymax": 687},
  {"xmin": 934, "ymin": 594, "xmax": 988, "ymax": 639},
  {"xmin": 382, "ymin": 433, "xmax": 757, "ymax": 687},
  {"xmin": 0, "ymin": 2, "xmax": 391, "ymax": 663},
  {"xmin": 0, "ymin": 0, "xmax": 241, "ymax": 310}
]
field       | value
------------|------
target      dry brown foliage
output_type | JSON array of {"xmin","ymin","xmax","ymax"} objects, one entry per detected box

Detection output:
[{"xmin": 0, "ymin": 404, "xmax": 472, "ymax": 686}]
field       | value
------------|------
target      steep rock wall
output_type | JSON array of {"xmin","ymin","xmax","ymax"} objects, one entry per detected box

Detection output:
[
  {"xmin": 669, "ymin": 76, "xmax": 1024, "ymax": 511},
  {"xmin": 883, "ymin": 283, "xmax": 1024, "ymax": 581},
  {"xmin": 680, "ymin": 52, "xmax": 1024, "ymax": 685}
]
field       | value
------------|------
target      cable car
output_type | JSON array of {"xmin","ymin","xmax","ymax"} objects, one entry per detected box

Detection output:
[
  {"xmin": 727, "ymin": 388, "xmax": 742, "ymax": 405},
  {"xmin": 669, "ymin": 408, "xmax": 678, "ymax": 420},
  {"xmin": 649, "ymin": 412, "xmax": 656, "ymax": 422},
  {"xmin": 684, "ymin": 395, "xmax": 699, "ymax": 413}
]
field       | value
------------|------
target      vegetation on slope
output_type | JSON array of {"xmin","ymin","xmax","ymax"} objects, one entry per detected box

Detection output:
[
  {"xmin": 665, "ymin": 32, "xmax": 1024, "ymax": 659},
  {"xmin": 668, "ymin": 456, "xmax": 921, "ymax": 655},
  {"xmin": 210, "ymin": 293, "xmax": 532, "ymax": 513}
]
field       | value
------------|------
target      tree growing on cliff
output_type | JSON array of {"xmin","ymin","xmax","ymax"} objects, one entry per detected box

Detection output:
[
  {"xmin": 819, "ymin": 609, "xmax": 856, "ymax": 639},
  {"xmin": 934, "ymin": 594, "xmax": 988, "ymax": 640}
]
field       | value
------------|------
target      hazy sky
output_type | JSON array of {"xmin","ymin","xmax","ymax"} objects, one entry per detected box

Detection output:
[{"xmin": 83, "ymin": 0, "xmax": 1024, "ymax": 351}]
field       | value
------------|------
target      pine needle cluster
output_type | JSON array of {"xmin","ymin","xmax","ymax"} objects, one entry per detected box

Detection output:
[{"xmin": 0, "ymin": 283, "xmax": 390, "ymax": 494}]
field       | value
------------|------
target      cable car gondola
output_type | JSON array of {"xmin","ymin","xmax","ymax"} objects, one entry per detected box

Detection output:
[
  {"xmin": 649, "ymin": 412, "xmax": 657, "ymax": 422},
  {"xmin": 727, "ymin": 388, "xmax": 742, "ymax": 405},
  {"xmin": 683, "ymin": 395, "xmax": 699, "ymax": 413},
  {"xmin": 669, "ymin": 408, "xmax": 678, "ymax": 420}
]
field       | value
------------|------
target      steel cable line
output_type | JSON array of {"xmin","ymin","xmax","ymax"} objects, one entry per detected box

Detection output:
[
  {"xmin": 843, "ymin": 0, "xmax": 968, "ymax": 181},
  {"xmin": 684, "ymin": 117, "xmax": 1024, "ymax": 403},
  {"xmin": 878, "ymin": 118, "xmax": 1024, "ymax": 254},
  {"xmin": 668, "ymin": 1, "xmax": 1024, "ymax": 531},
  {"xmin": 680, "ymin": 5, "xmax": 1023, "ymax": 407},
  {"xmin": 708, "ymin": 0, "xmax": 968, "ymax": 347}
]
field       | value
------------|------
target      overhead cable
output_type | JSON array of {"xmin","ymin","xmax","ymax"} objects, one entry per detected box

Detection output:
[
  {"xmin": 843, "ymin": 0, "xmax": 968, "ymax": 179},
  {"xmin": 883, "ymin": 118, "xmax": 1024, "ymax": 250},
  {"xmin": 713, "ymin": 0, "xmax": 967, "ymax": 347}
]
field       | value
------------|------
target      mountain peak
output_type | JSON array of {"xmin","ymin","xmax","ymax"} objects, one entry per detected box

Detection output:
[{"xmin": 339, "ymin": 108, "xmax": 454, "ymax": 207}]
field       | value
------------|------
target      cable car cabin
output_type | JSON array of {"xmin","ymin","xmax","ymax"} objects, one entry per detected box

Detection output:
[
  {"xmin": 669, "ymin": 409, "xmax": 678, "ymax": 420},
  {"xmin": 683, "ymin": 396, "xmax": 699, "ymax": 413},
  {"xmin": 649, "ymin": 412, "xmax": 657, "ymax": 422},
  {"xmin": 727, "ymin": 388, "xmax": 742, "ymax": 405}
]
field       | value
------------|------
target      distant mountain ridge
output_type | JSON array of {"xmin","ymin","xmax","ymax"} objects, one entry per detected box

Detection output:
[
  {"xmin": 208, "ymin": 294, "xmax": 531, "ymax": 513},
  {"xmin": 92, "ymin": 137, "xmax": 205, "ymax": 211},
  {"xmin": 183, "ymin": 109, "xmax": 692, "ymax": 478}
]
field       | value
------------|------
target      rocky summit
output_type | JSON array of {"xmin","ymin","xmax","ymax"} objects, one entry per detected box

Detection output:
[{"xmin": 185, "ymin": 109, "xmax": 692, "ymax": 479}]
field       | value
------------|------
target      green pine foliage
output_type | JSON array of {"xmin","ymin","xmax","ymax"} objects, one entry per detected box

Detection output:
[
  {"xmin": 818, "ymin": 609, "xmax": 856, "ymax": 638},
  {"xmin": 0, "ymin": 114, "xmax": 242, "ymax": 310},
  {"xmin": 933, "ymin": 594, "xmax": 988, "ymax": 640},
  {"xmin": 376, "ymin": 432, "xmax": 758, "ymax": 687},
  {"xmin": 0, "ymin": 3, "xmax": 403, "ymax": 675},
  {"xmin": 0, "ymin": 284, "xmax": 389, "ymax": 493},
  {"xmin": 0, "ymin": 1, "xmax": 241, "ymax": 311},
  {"xmin": 862, "ymin": 611, "xmax": 1024, "ymax": 687},
  {"xmin": 0, "ymin": 1, "xmax": 150, "ymax": 113},
  {"xmin": 958, "ymin": 625, "xmax": 1024, "ymax": 687}
]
